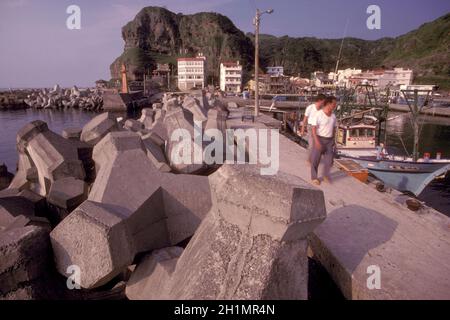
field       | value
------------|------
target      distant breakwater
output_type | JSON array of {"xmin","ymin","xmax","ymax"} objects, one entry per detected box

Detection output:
[{"xmin": 0, "ymin": 85, "xmax": 103, "ymax": 111}]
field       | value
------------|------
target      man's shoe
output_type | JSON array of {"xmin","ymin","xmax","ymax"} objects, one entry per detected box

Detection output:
[
  {"xmin": 323, "ymin": 176, "xmax": 332, "ymax": 184},
  {"xmin": 312, "ymin": 179, "xmax": 321, "ymax": 186}
]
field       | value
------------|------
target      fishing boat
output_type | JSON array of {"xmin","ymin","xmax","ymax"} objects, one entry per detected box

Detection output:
[
  {"xmin": 335, "ymin": 116, "xmax": 450, "ymax": 196},
  {"xmin": 295, "ymin": 87, "xmax": 450, "ymax": 197}
]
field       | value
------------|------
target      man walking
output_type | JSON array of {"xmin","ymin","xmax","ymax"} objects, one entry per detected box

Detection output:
[
  {"xmin": 300, "ymin": 94, "xmax": 326, "ymax": 161},
  {"xmin": 310, "ymin": 96, "xmax": 337, "ymax": 185}
]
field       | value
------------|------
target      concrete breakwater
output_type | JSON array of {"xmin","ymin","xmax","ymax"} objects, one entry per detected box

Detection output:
[
  {"xmin": 0, "ymin": 91, "xmax": 28, "ymax": 110},
  {"xmin": 0, "ymin": 90, "xmax": 327, "ymax": 300},
  {"xmin": 0, "ymin": 85, "xmax": 103, "ymax": 111},
  {"xmin": 2, "ymin": 93, "xmax": 449, "ymax": 300},
  {"xmin": 23, "ymin": 85, "xmax": 103, "ymax": 111}
]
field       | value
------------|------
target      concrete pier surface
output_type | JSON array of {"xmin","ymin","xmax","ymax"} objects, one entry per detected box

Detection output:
[{"xmin": 227, "ymin": 109, "xmax": 450, "ymax": 300}]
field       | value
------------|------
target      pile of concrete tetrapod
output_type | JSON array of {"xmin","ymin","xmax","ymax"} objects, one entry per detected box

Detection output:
[
  {"xmin": 0, "ymin": 90, "xmax": 326, "ymax": 300},
  {"xmin": 23, "ymin": 85, "xmax": 103, "ymax": 111}
]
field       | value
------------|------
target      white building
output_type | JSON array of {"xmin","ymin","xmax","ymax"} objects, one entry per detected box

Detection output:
[
  {"xmin": 177, "ymin": 55, "xmax": 207, "ymax": 91},
  {"xmin": 378, "ymin": 68, "xmax": 413, "ymax": 89},
  {"xmin": 267, "ymin": 66, "xmax": 284, "ymax": 77},
  {"xmin": 311, "ymin": 71, "xmax": 334, "ymax": 88},
  {"xmin": 220, "ymin": 61, "xmax": 242, "ymax": 93},
  {"xmin": 334, "ymin": 68, "xmax": 363, "ymax": 87}
]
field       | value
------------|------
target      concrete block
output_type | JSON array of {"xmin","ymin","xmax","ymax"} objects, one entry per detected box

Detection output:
[
  {"xmin": 161, "ymin": 173, "xmax": 212, "ymax": 245},
  {"xmin": 0, "ymin": 188, "xmax": 47, "ymax": 220},
  {"xmin": 162, "ymin": 98, "xmax": 180, "ymax": 112},
  {"xmin": 80, "ymin": 112, "xmax": 119, "ymax": 146},
  {"xmin": 51, "ymin": 133, "xmax": 212, "ymax": 288},
  {"xmin": 139, "ymin": 108, "xmax": 155, "ymax": 129},
  {"xmin": 142, "ymin": 135, "xmax": 171, "ymax": 173},
  {"xmin": 0, "ymin": 164, "xmax": 14, "ymax": 191},
  {"xmin": 164, "ymin": 108, "xmax": 205, "ymax": 174},
  {"xmin": 126, "ymin": 247, "xmax": 183, "ymax": 300},
  {"xmin": 0, "ymin": 191, "xmax": 49, "ymax": 230},
  {"xmin": 125, "ymin": 165, "xmax": 325, "ymax": 300},
  {"xmin": 47, "ymin": 177, "xmax": 88, "ymax": 210},
  {"xmin": 8, "ymin": 153, "xmax": 38, "ymax": 191},
  {"xmin": 0, "ymin": 226, "xmax": 51, "ymax": 297},
  {"xmin": 124, "ymin": 119, "xmax": 144, "ymax": 132},
  {"xmin": 17, "ymin": 120, "xmax": 86, "ymax": 196},
  {"xmin": 50, "ymin": 200, "xmax": 141, "ymax": 289},
  {"xmin": 16, "ymin": 120, "xmax": 48, "ymax": 153},
  {"xmin": 47, "ymin": 177, "xmax": 88, "ymax": 222},
  {"xmin": 141, "ymin": 132, "xmax": 165, "ymax": 148},
  {"xmin": 150, "ymin": 109, "xmax": 168, "ymax": 141},
  {"xmin": 182, "ymin": 96, "xmax": 207, "ymax": 122},
  {"xmin": 205, "ymin": 108, "xmax": 227, "ymax": 134},
  {"xmin": 62, "ymin": 128, "xmax": 82, "ymax": 140},
  {"xmin": 191, "ymin": 89, "xmax": 209, "ymax": 110}
]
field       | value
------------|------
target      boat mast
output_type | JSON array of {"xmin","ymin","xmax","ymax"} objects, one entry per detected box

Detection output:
[
  {"xmin": 334, "ymin": 19, "xmax": 350, "ymax": 83},
  {"xmin": 401, "ymin": 89, "xmax": 432, "ymax": 161}
]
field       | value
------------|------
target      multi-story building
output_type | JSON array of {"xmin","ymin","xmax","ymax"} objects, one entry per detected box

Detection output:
[
  {"xmin": 311, "ymin": 71, "xmax": 334, "ymax": 89},
  {"xmin": 378, "ymin": 68, "xmax": 413, "ymax": 89},
  {"xmin": 332, "ymin": 68, "xmax": 363, "ymax": 87},
  {"xmin": 348, "ymin": 70, "xmax": 384, "ymax": 87},
  {"xmin": 220, "ymin": 61, "xmax": 242, "ymax": 93},
  {"xmin": 349, "ymin": 68, "xmax": 413, "ymax": 89},
  {"xmin": 177, "ymin": 55, "xmax": 206, "ymax": 91},
  {"xmin": 267, "ymin": 66, "xmax": 284, "ymax": 77},
  {"xmin": 247, "ymin": 74, "xmax": 292, "ymax": 94}
]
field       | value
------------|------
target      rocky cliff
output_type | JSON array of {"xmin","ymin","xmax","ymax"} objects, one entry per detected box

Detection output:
[
  {"xmin": 111, "ymin": 7, "xmax": 450, "ymax": 89},
  {"xmin": 110, "ymin": 7, "xmax": 254, "ymax": 83}
]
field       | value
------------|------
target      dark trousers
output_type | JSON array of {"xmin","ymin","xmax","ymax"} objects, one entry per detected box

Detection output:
[{"xmin": 311, "ymin": 136, "xmax": 335, "ymax": 180}]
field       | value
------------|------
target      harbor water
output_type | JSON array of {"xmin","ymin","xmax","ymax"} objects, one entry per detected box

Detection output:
[{"xmin": 0, "ymin": 109, "xmax": 449, "ymax": 216}]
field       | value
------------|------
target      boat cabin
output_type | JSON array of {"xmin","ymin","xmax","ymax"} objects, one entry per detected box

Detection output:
[{"xmin": 337, "ymin": 123, "xmax": 376, "ymax": 149}]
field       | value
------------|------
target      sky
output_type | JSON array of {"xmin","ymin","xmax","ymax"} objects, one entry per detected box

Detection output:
[{"xmin": 0, "ymin": 0, "xmax": 449, "ymax": 88}]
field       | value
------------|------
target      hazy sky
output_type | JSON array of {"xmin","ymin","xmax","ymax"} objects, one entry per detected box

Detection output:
[{"xmin": 0, "ymin": 0, "xmax": 449, "ymax": 88}]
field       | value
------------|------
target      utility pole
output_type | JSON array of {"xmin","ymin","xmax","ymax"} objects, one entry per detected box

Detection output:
[{"xmin": 253, "ymin": 8, "xmax": 274, "ymax": 117}]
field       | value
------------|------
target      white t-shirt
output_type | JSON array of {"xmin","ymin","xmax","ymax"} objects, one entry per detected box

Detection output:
[
  {"xmin": 305, "ymin": 104, "xmax": 321, "ymax": 125},
  {"xmin": 310, "ymin": 110, "xmax": 337, "ymax": 138}
]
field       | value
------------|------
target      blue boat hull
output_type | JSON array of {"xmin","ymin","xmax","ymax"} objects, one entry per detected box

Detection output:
[{"xmin": 339, "ymin": 155, "xmax": 450, "ymax": 196}]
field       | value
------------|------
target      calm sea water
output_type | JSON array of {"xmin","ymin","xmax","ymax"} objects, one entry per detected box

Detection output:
[
  {"xmin": 0, "ymin": 109, "xmax": 449, "ymax": 215},
  {"xmin": 383, "ymin": 113, "xmax": 450, "ymax": 216},
  {"xmin": 0, "ymin": 109, "xmax": 95, "ymax": 171}
]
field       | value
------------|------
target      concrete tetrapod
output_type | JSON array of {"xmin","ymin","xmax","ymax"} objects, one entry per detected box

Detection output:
[
  {"xmin": 50, "ymin": 131, "xmax": 212, "ymax": 289},
  {"xmin": 126, "ymin": 164, "xmax": 327, "ymax": 300},
  {"xmin": 16, "ymin": 121, "xmax": 86, "ymax": 196},
  {"xmin": 80, "ymin": 112, "xmax": 119, "ymax": 146},
  {"xmin": 0, "ymin": 226, "xmax": 52, "ymax": 299},
  {"xmin": 164, "ymin": 108, "xmax": 205, "ymax": 174}
]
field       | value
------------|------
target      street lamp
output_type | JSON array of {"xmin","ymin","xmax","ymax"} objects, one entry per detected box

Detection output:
[{"xmin": 254, "ymin": 8, "xmax": 274, "ymax": 117}]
